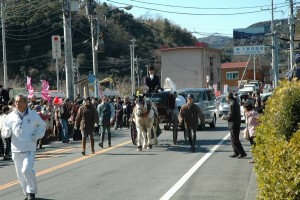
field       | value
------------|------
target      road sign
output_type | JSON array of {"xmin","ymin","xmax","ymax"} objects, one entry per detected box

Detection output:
[
  {"xmin": 87, "ymin": 74, "xmax": 96, "ymax": 83},
  {"xmin": 233, "ymin": 27, "xmax": 265, "ymax": 55},
  {"xmin": 52, "ymin": 35, "xmax": 61, "ymax": 59},
  {"xmin": 233, "ymin": 45, "xmax": 265, "ymax": 55}
]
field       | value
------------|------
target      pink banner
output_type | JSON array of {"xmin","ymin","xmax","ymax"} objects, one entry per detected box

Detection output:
[
  {"xmin": 41, "ymin": 80, "xmax": 51, "ymax": 103},
  {"xmin": 26, "ymin": 76, "xmax": 34, "ymax": 98}
]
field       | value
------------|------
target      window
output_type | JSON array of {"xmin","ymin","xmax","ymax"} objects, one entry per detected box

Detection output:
[
  {"xmin": 226, "ymin": 71, "xmax": 239, "ymax": 80},
  {"xmin": 206, "ymin": 90, "xmax": 216, "ymax": 101},
  {"xmin": 210, "ymin": 57, "xmax": 213, "ymax": 66}
]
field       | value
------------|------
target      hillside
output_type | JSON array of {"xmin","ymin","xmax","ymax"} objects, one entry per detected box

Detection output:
[
  {"xmin": 197, "ymin": 35, "xmax": 232, "ymax": 49},
  {"xmin": 197, "ymin": 18, "xmax": 289, "ymax": 64}
]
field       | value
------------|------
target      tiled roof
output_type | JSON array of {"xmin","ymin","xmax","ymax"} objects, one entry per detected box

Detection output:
[{"xmin": 221, "ymin": 62, "xmax": 248, "ymax": 69}]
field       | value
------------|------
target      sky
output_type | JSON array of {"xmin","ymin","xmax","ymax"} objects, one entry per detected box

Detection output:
[{"xmin": 102, "ymin": 0, "xmax": 292, "ymax": 38}]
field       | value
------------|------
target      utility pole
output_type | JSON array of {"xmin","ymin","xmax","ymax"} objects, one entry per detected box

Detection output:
[
  {"xmin": 253, "ymin": 55, "xmax": 256, "ymax": 81},
  {"xmin": 271, "ymin": 0, "xmax": 279, "ymax": 88},
  {"xmin": 1, "ymin": 1, "xmax": 7, "ymax": 89},
  {"xmin": 63, "ymin": 0, "xmax": 74, "ymax": 100},
  {"xmin": 135, "ymin": 56, "xmax": 139, "ymax": 87},
  {"xmin": 130, "ymin": 39, "xmax": 136, "ymax": 96},
  {"xmin": 289, "ymin": 0, "xmax": 295, "ymax": 70},
  {"xmin": 87, "ymin": 0, "xmax": 99, "ymax": 98}
]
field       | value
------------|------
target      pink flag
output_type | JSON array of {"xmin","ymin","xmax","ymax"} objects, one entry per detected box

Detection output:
[
  {"xmin": 26, "ymin": 76, "xmax": 34, "ymax": 98},
  {"xmin": 41, "ymin": 80, "xmax": 51, "ymax": 102}
]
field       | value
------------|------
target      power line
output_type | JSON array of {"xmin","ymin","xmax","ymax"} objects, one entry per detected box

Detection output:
[
  {"xmin": 107, "ymin": 0, "xmax": 288, "ymax": 15},
  {"xmin": 5, "ymin": 26, "xmax": 56, "ymax": 37},
  {"xmin": 5, "ymin": 16, "xmax": 61, "ymax": 32},
  {"xmin": 5, "ymin": 27, "xmax": 61, "ymax": 40},
  {"xmin": 128, "ymin": 0, "xmax": 287, "ymax": 10}
]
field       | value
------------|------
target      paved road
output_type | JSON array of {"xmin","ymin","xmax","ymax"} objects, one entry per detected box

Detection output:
[{"xmin": 0, "ymin": 119, "xmax": 257, "ymax": 200}]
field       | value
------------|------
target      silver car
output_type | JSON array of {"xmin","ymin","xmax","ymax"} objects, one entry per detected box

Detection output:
[
  {"xmin": 178, "ymin": 88, "xmax": 217, "ymax": 129},
  {"xmin": 216, "ymin": 95, "xmax": 229, "ymax": 117}
]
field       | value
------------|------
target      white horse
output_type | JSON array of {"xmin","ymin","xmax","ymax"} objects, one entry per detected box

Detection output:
[{"xmin": 133, "ymin": 95, "xmax": 158, "ymax": 151}]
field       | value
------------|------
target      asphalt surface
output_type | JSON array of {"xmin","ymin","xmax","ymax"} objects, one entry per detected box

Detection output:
[{"xmin": 0, "ymin": 119, "xmax": 257, "ymax": 200}]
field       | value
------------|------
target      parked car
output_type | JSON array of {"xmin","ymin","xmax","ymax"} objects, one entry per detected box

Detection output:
[
  {"xmin": 261, "ymin": 92, "xmax": 272, "ymax": 102},
  {"xmin": 216, "ymin": 95, "xmax": 229, "ymax": 117},
  {"xmin": 178, "ymin": 88, "xmax": 217, "ymax": 128}
]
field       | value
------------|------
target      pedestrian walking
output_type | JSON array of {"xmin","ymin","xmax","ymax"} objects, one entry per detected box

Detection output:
[
  {"xmin": 57, "ymin": 98, "xmax": 72, "ymax": 143},
  {"xmin": 75, "ymin": 97, "xmax": 99, "ymax": 155},
  {"xmin": 178, "ymin": 94, "xmax": 204, "ymax": 152},
  {"xmin": 0, "ymin": 106, "xmax": 11, "ymax": 160},
  {"xmin": 222, "ymin": 92, "xmax": 247, "ymax": 158},
  {"xmin": 97, "ymin": 96, "xmax": 114, "ymax": 148},
  {"xmin": 1, "ymin": 94, "xmax": 46, "ymax": 200},
  {"xmin": 34, "ymin": 105, "xmax": 50, "ymax": 150},
  {"xmin": 115, "ymin": 97, "xmax": 123, "ymax": 129},
  {"xmin": 243, "ymin": 102, "xmax": 260, "ymax": 163},
  {"xmin": 122, "ymin": 97, "xmax": 132, "ymax": 129}
]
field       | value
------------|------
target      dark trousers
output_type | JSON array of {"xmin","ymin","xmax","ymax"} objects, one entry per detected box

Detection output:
[
  {"xmin": 37, "ymin": 130, "xmax": 49, "ymax": 148},
  {"xmin": 1, "ymin": 137, "xmax": 11, "ymax": 157},
  {"xmin": 115, "ymin": 116, "xmax": 122, "ymax": 129},
  {"xmin": 122, "ymin": 115, "xmax": 130, "ymax": 128},
  {"xmin": 100, "ymin": 125, "xmax": 111, "ymax": 145},
  {"xmin": 187, "ymin": 129, "xmax": 196, "ymax": 150},
  {"xmin": 230, "ymin": 126, "xmax": 246, "ymax": 155},
  {"xmin": 249, "ymin": 136, "xmax": 255, "ymax": 146}
]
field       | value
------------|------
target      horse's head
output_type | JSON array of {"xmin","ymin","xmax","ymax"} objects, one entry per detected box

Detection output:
[{"xmin": 135, "ymin": 95, "xmax": 147, "ymax": 117}]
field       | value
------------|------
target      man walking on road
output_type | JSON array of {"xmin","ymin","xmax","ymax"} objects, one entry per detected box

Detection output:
[
  {"xmin": 178, "ymin": 94, "xmax": 204, "ymax": 152},
  {"xmin": 75, "ymin": 97, "xmax": 99, "ymax": 156},
  {"xmin": 97, "ymin": 96, "xmax": 114, "ymax": 148},
  {"xmin": 222, "ymin": 92, "xmax": 247, "ymax": 158},
  {"xmin": 1, "ymin": 94, "xmax": 46, "ymax": 200}
]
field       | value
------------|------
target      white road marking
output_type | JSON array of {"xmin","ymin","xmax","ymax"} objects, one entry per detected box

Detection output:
[{"xmin": 160, "ymin": 133, "xmax": 231, "ymax": 200}]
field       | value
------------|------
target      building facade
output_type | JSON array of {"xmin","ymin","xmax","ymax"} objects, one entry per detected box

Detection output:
[{"xmin": 158, "ymin": 46, "xmax": 221, "ymax": 90}]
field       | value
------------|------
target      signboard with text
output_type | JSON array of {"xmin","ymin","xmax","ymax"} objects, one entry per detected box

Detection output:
[
  {"xmin": 233, "ymin": 27, "xmax": 265, "ymax": 55},
  {"xmin": 52, "ymin": 35, "xmax": 61, "ymax": 59},
  {"xmin": 233, "ymin": 45, "xmax": 265, "ymax": 55}
]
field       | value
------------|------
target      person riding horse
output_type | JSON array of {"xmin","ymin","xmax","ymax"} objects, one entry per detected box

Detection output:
[{"xmin": 144, "ymin": 66, "xmax": 162, "ymax": 94}]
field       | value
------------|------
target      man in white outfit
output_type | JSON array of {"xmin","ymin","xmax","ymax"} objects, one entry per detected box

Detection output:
[{"xmin": 1, "ymin": 94, "xmax": 46, "ymax": 200}]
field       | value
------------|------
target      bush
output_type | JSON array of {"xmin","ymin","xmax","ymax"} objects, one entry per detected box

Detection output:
[{"xmin": 253, "ymin": 80, "xmax": 300, "ymax": 199}]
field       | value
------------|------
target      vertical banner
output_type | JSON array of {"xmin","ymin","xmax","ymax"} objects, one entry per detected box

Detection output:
[
  {"xmin": 41, "ymin": 80, "xmax": 51, "ymax": 103},
  {"xmin": 26, "ymin": 76, "xmax": 34, "ymax": 98}
]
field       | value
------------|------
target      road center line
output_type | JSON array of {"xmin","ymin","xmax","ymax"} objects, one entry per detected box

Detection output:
[
  {"xmin": 160, "ymin": 133, "xmax": 231, "ymax": 200},
  {"xmin": 0, "ymin": 140, "xmax": 132, "ymax": 191}
]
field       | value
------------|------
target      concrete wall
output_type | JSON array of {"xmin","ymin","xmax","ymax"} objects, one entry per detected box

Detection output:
[{"xmin": 160, "ymin": 48, "xmax": 221, "ymax": 90}]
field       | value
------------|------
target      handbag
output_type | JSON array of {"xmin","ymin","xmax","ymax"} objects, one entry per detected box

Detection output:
[{"xmin": 243, "ymin": 127, "xmax": 250, "ymax": 141}]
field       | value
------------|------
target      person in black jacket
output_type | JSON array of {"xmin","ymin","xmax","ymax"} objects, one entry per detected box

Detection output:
[
  {"xmin": 144, "ymin": 66, "xmax": 161, "ymax": 93},
  {"xmin": 222, "ymin": 92, "xmax": 247, "ymax": 158}
]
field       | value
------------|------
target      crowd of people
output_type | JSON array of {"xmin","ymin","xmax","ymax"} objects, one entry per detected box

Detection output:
[{"xmin": 0, "ymin": 94, "xmax": 136, "ymax": 160}]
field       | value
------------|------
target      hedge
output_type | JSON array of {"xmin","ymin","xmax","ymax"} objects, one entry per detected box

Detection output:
[{"xmin": 253, "ymin": 80, "xmax": 300, "ymax": 199}]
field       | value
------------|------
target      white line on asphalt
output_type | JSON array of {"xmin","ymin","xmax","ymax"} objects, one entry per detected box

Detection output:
[{"xmin": 160, "ymin": 133, "xmax": 231, "ymax": 200}]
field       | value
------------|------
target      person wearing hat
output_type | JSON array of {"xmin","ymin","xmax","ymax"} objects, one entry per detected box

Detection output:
[
  {"xmin": 222, "ymin": 92, "xmax": 247, "ymax": 158},
  {"xmin": 144, "ymin": 66, "xmax": 161, "ymax": 93},
  {"xmin": 178, "ymin": 93, "xmax": 205, "ymax": 152},
  {"xmin": 75, "ymin": 97, "xmax": 99, "ymax": 155}
]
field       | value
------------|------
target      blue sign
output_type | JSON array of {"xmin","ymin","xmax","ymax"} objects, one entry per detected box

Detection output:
[{"xmin": 87, "ymin": 74, "xmax": 96, "ymax": 83}]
